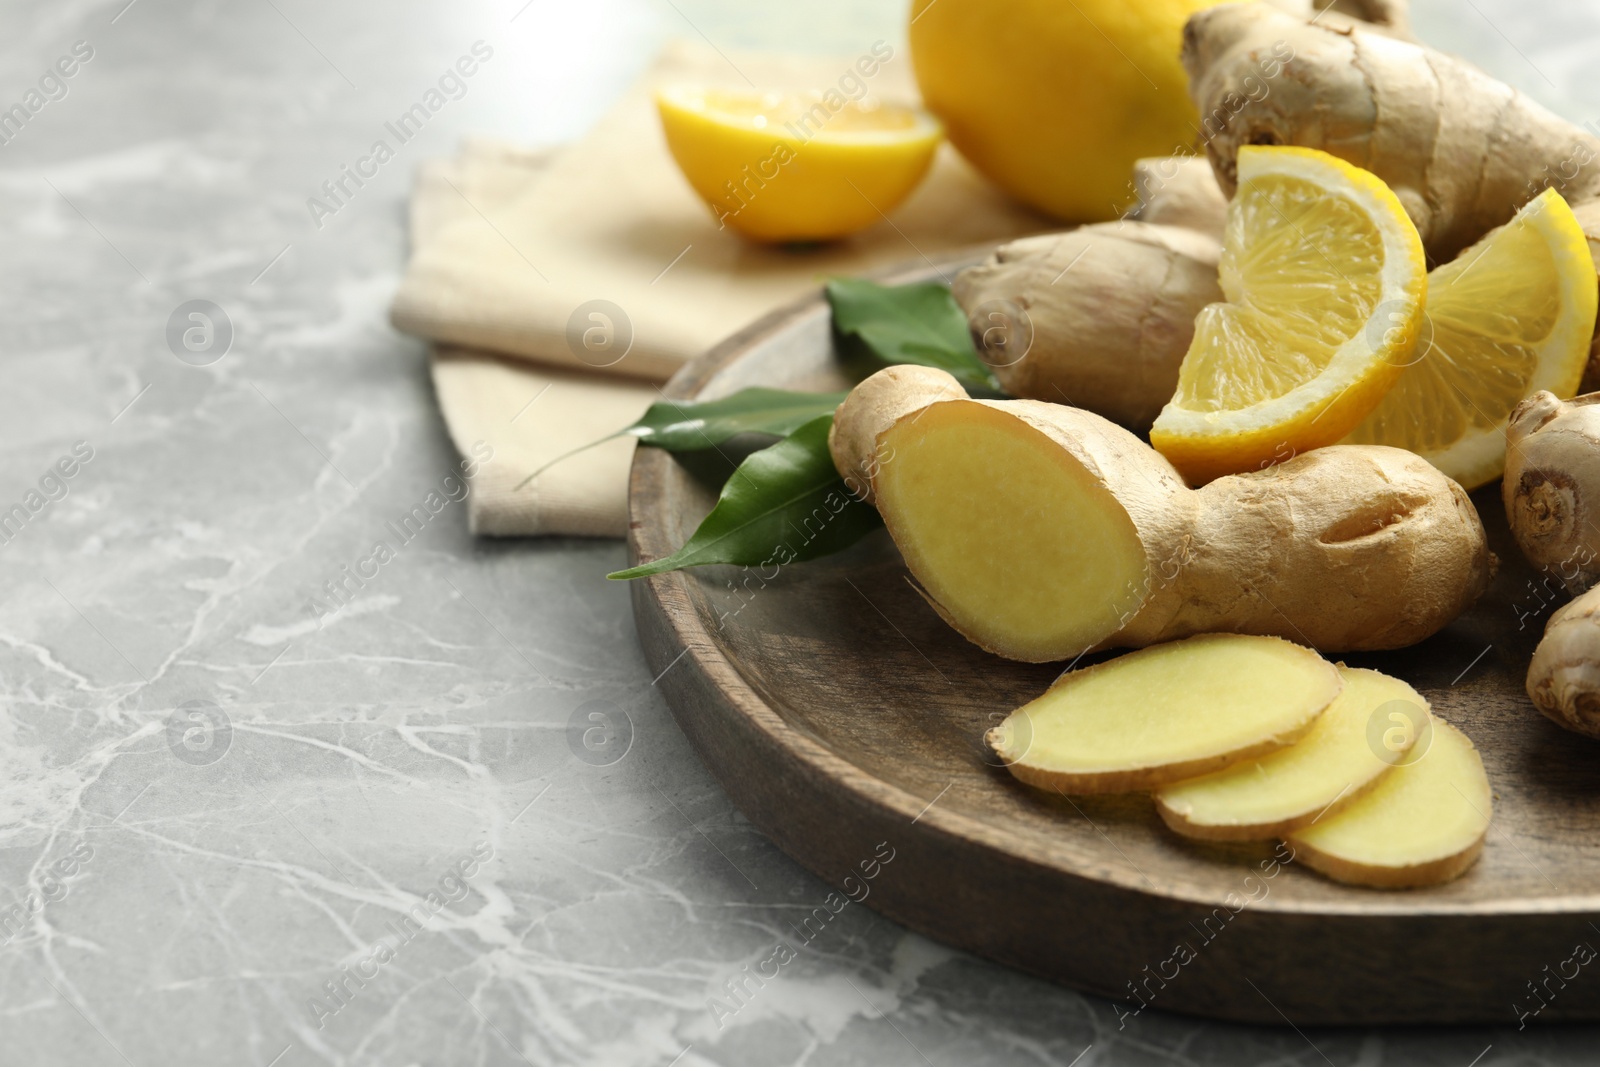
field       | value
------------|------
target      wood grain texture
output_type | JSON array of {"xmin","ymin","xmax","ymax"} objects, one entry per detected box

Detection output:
[{"xmin": 625, "ymin": 255, "xmax": 1600, "ymax": 1026}]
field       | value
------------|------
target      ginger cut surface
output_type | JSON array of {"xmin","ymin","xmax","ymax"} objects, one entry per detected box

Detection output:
[
  {"xmin": 1156, "ymin": 666, "xmax": 1427, "ymax": 840},
  {"xmin": 1287, "ymin": 719, "xmax": 1491, "ymax": 888},
  {"xmin": 987, "ymin": 634, "xmax": 1341, "ymax": 795}
]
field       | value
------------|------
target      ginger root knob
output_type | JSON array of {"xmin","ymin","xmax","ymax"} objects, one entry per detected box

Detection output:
[{"xmin": 1503, "ymin": 391, "xmax": 1600, "ymax": 595}]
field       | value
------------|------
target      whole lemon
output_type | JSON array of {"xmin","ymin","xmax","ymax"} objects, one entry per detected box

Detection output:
[{"xmin": 909, "ymin": 0, "xmax": 1228, "ymax": 222}]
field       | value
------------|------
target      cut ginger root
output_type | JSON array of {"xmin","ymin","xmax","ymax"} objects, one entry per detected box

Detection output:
[
  {"xmin": 986, "ymin": 634, "xmax": 1341, "ymax": 794},
  {"xmin": 1288, "ymin": 718, "xmax": 1491, "ymax": 888},
  {"xmin": 1155, "ymin": 666, "xmax": 1428, "ymax": 840},
  {"xmin": 843, "ymin": 365, "xmax": 1492, "ymax": 660}
]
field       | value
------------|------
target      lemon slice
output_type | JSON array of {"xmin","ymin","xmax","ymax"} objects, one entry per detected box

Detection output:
[
  {"xmin": 1343, "ymin": 189, "xmax": 1598, "ymax": 490},
  {"xmin": 655, "ymin": 86, "xmax": 943, "ymax": 243},
  {"xmin": 1149, "ymin": 147, "xmax": 1426, "ymax": 483}
]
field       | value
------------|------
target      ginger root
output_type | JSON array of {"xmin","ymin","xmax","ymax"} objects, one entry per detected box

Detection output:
[
  {"xmin": 837, "ymin": 366, "xmax": 1492, "ymax": 661},
  {"xmin": 1268, "ymin": 0, "xmax": 1413, "ymax": 38},
  {"xmin": 1131, "ymin": 155, "xmax": 1229, "ymax": 239},
  {"xmin": 1183, "ymin": 3, "xmax": 1600, "ymax": 262},
  {"xmin": 988, "ymin": 633, "xmax": 1340, "ymax": 794},
  {"xmin": 1575, "ymin": 198, "xmax": 1600, "ymax": 393},
  {"xmin": 1503, "ymin": 391, "xmax": 1600, "ymax": 595},
  {"xmin": 1527, "ymin": 585, "xmax": 1600, "ymax": 738},
  {"xmin": 951, "ymin": 222, "xmax": 1222, "ymax": 430},
  {"xmin": 1503, "ymin": 390, "xmax": 1600, "ymax": 736}
]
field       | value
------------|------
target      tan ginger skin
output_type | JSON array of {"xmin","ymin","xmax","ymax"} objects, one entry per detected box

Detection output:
[
  {"xmin": 1504, "ymin": 391, "xmax": 1600, "ymax": 737},
  {"xmin": 1575, "ymin": 200, "xmax": 1600, "ymax": 391},
  {"xmin": 832, "ymin": 366, "xmax": 1494, "ymax": 656},
  {"xmin": 828, "ymin": 364, "xmax": 966, "ymax": 504},
  {"xmin": 952, "ymin": 221, "xmax": 1222, "ymax": 431},
  {"xmin": 1528, "ymin": 587, "xmax": 1600, "ymax": 739},
  {"xmin": 1504, "ymin": 391, "xmax": 1600, "ymax": 594},
  {"xmin": 1132, "ymin": 155, "xmax": 1230, "ymax": 239},
  {"xmin": 1183, "ymin": 3, "xmax": 1600, "ymax": 264}
]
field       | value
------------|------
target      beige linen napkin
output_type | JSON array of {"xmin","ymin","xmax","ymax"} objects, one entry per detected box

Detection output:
[{"xmin": 393, "ymin": 40, "xmax": 1048, "ymax": 538}]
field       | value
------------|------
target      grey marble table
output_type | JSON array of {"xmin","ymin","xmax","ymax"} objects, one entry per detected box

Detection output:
[{"xmin": 4, "ymin": 0, "xmax": 1599, "ymax": 1064}]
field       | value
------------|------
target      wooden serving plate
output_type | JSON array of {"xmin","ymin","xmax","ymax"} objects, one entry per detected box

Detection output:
[{"xmin": 625, "ymin": 256, "xmax": 1600, "ymax": 1026}]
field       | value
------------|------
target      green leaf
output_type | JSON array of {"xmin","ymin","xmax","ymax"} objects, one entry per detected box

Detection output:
[
  {"xmin": 609, "ymin": 414, "xmax": 882, "ymax": 579},
  {"xmin": 624, "ymin": 387, "xmax": 848, "ymax": 450},
  {"xmin": 517, "ymin": 387, "xmax": 846, "ymax": 490},
  {"xmin": 826, "ymin": 277, "xmax": 1000, "ymax": 392}
]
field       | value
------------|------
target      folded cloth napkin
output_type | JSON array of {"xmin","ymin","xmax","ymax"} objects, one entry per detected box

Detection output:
[{"xmin": 391, "ymin": 40, "xmax": 1048, "ymax": 538}]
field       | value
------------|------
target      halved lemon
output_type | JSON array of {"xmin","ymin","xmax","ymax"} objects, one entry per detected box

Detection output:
[
  {"xmin": 1149, "ymin": 146, "xmax": 1427, "ymax": 483},
  {"xmin": 1343, "ymin": 189, "xmax": 1598, "ymax": 490},
  {"xmin": 655, "ymin": 86, "xmax": 943, "ymax": 243}
]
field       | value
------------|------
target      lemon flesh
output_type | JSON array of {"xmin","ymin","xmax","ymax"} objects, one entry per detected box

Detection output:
[
  {"xmin": 655, "ymin": 87, "xmax": 943, "ymax": 243},
  {"xmin": 1150, "ymin": 147, "xmax": 1426, "ymax": 484},
  {"xmin": 1344, "ymin": 188, "xmax": 1598, "ymax": 490}
]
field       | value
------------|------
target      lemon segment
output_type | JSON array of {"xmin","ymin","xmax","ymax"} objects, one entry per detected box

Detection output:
[
  {"xmin": 1150, "ymin": 147, "xmax": 1427, "ymax": 484},
  {"xmin": 1343, "ymin": 188, "xmax": 1598, "ymax": 490},
  {"xmin": 655, "ymin": 86, "xmax": 943, "ymax": 243}
]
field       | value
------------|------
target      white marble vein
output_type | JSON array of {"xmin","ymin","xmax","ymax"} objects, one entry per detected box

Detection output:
[{"xmin": 2, "ymin": 0, "xmax": 1599, "ymax": 1064}]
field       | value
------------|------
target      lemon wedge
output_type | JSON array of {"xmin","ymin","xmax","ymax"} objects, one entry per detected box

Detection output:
[
  {"xmin": 1343, "ymin": 189, "xmax": 1598, "ymax": 490},
  {"xmin": 655, "ymin": 86, "xmax": 943, "ymax": 243},
  {"xmin": 1149, "ymin": 146, "xmax": 1427, "ymax": 483}
]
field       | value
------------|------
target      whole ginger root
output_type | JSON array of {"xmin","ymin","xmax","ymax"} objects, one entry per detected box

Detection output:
[
  {"xmin": 1529, "ymin": 586, "xmax": 1600, "ymax": 739},
  {"xmin": 833, "ymin": 366, "xmax": 1492, "ymax": 661},
  {"xmin": 1503, "ymin": 391, "xmax": 1600, "ymax": 595},
  {"xmin": 1131, "ymin": 155, "xmax": 1230, "ymax": 239},
  {"xmin": 1503, "ymin": 391, "xmax": 1600, "ymax": 737},
  {"xmin": 951, "ymin": 221, "xmax": 1222, "ymax": 431}
]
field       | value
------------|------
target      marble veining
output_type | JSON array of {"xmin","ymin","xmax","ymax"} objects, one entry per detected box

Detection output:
[{"xmin": 3, "ymin": 0, "xmax": 1599, "ymax": 1063}]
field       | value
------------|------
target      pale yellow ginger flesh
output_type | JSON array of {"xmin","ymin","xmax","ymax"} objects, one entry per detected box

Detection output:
[
  {"xmin": 1155, "ymin": 666, "xmax": 1427, "ymax": 840},
  {"xmin": 874, "ymin": 401, "xmax": 1148, "ymax": 661},
  {"xmin": 1288, "ymin": 718, "xmax": 1491, "ymax": 888},
  {"xmin": 986, "ymin": 634, "xmax": 1341, "ymax": 794}
]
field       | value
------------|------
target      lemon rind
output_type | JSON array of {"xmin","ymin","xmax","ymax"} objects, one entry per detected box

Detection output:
[{"xmin": 1398, "ymin": 189, "xmax": 1597, "ymax": 490}]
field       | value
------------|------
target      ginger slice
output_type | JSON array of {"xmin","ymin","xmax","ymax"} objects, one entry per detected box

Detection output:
[
  {"xmin": 986, "ymin": 634, "xmax": 1341, "ymax": 794},
  {"xmin": 1287, "ymin": 718, "xmax": 1491, "ymax": 888},
  {"xmin": 1155, "ymin": 666, "xmax": 1427, "ymax": 840}
]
